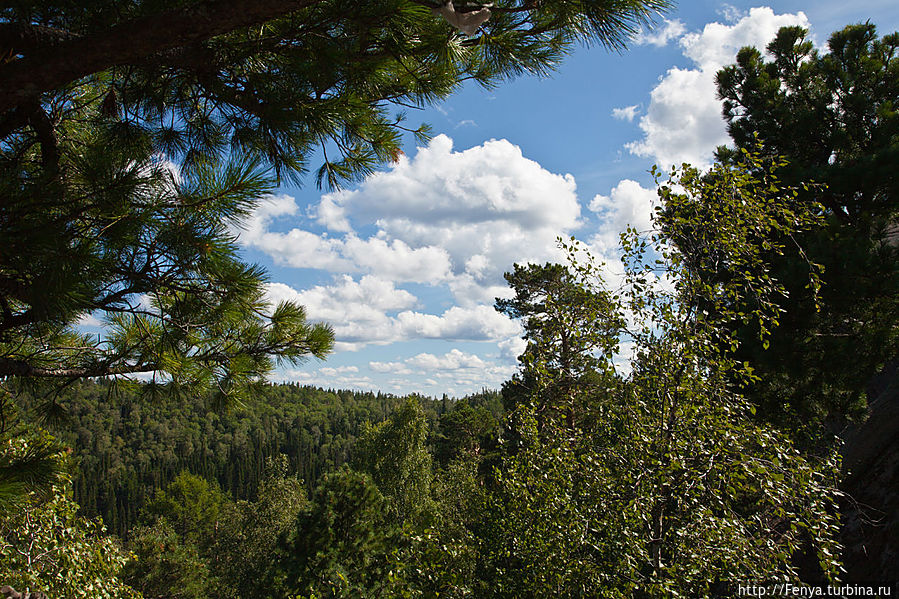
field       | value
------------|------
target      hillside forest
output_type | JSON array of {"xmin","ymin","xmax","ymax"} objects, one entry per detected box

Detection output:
[{"xmin": 2, "ymin": 1, "xmax": 899, "ymax": 597}]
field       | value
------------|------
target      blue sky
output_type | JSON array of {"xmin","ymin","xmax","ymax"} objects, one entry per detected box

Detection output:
[{"xmin": 234, "ymin": 2, "xmax": 899, "ymax": 397}]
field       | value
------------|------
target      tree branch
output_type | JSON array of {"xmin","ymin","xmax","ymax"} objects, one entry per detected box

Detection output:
[
  {"xmin": 0, "ymin": 103, "xmax": 31, "ymax": 139},
  {"xmin": 0, "ymin": 0, "xmax": 325, "ymax": 114},
  {"xmin": 0, "ymin": 23, "xmax": 78, "ymax": 56},
  {"xmin": 24, "ymin": 100, "xmax": 59, "ymax": 171},
  {"xmin": 0, "ymin": 357, "xmax": 158, "ymax": 379}
]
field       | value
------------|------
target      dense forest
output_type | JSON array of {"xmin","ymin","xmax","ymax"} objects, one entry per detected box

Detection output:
[
  {"xmin": 3, "ymin": 0, "xmax": 899, "ymax": 596},
  {"xmin": 15, "ymin": 382, "xmax": 502, "ymax": 537}
]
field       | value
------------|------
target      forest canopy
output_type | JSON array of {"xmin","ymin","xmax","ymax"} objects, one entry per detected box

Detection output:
[{"xmin": 3, "ymin": 4, "xmax": 899, "ymax": 597}]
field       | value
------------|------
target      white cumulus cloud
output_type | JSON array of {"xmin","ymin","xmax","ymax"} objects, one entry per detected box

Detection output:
[
  {"xmin": 589, "ymin": 179, "xmax": 659, "ymax": 254},
  {"xmin": 369, "ymin": 349, "xmax": 517, "ymax": 392},
  {"xmin": 319, "ymin": 366, "xmax": 360, "ymax": 376},
  {"xmin": 611, "ymin": 105, "xmax": 640, "ymax": 122},
  {"xmin": 626, "ymin": 7, "xmax": 810, "ymax": 169},
  {"xmin": 239, "ymin": 135, "xmax": 581, "ymax": 302},
  {"xmin": 313, "ymin": 134, "xmax": 581, "ymax": 302},
  {"xmin": 241, "ymin": 220, "xmax": 452, "ymax": 283},
  {"xmin": 267, "ymin": 280, "xmax": 521, "ymax": 351},
  {"xmin": 395, "ymin": 305, "xmax": 521, "ymax": 342},
  {"xmin": 406, "ymin": 349, "xmax": 487, "ymax": 371},
  {"xmin": 77, "ymin": 312, "xmax": 104, "ymax": 328},
  {"xmin": 633, "ymin": 19, "xmax": 687, "ymax": 47}
]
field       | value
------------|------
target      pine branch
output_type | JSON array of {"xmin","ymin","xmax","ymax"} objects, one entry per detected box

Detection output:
[
  {"xmin": 0, "ymin": 23, "xmax": 78, "ymax": 55},
  {"xmin": 0, "ymin": 357, "xmax": 158, "ymax": 378},
  {"xmin": 0, "ymin": 0, "xmax": 326, "ymax": 114},
  {"xmin": 23, "ymin": 100, "xmax": 59, "ymax": 171}
]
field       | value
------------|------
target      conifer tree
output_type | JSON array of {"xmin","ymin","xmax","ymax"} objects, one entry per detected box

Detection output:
[
  {"xmin": 0, "ymin": 0, "xmax": 670, "ymax": 410},
  {"xmin": 496, "ymin": 262, "xmax": 622, "ymax": 430},
  {"xmin": 713, "ymin": 23, "xmax": 899, "ymax": 435}
]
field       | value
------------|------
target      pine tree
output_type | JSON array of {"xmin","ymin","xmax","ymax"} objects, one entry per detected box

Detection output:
[
  {"xmin": 713, "ymin": 23, "xmax": 899, "ymax": 436},
  {"xmin": 0, "ymin": 0, "xmax": 671, "ymax": 409},
  {"xmin": 280, "ymin": 466, "xmax": 405, "ymax": 597},
  {"xmin": 495, "ymin": 262, "xmax": 622, "ymax": 430}
]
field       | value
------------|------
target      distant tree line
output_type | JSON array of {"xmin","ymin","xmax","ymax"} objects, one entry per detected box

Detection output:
[{"xmin": 13, "ymin": 382, "xmax": 502, "ymax": 538}]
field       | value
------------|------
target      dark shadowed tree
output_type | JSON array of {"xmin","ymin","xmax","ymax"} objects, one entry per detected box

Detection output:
[
  {"xmin": 434, "ymin": 401, "xmax": 499, "ymax": 465},
  {"xmin": 713, "ymin": 23, "xmax": 899, "ymax": 436},
  {"xmin": 207, "ymin": 455, "xmax": 308, "ymax": 596},
  {"xmin": 124, "ymin": 519, "xmax": 213, "ymax": 599}
]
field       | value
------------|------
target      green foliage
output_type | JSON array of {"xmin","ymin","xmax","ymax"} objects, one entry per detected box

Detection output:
[
  {"xmin": 141, "ymin": 471, "xmax": 227, "ymax": 545},
  {"xmin": 1, "ymin": 104, "xmax": 334, "ymax": 405},
  {"xmin": 482, "ymin": 156, "xmax": 843, "ymax": 595},
  {"xmin": 14, "ymin": 380, "xmax": 440, "ymax": 537},
  {"xmin": 1, "ymin": 0, "xmax": 671, "ymax": 185},
  {"xmin": 10, "ymin": 382, "xmax": 507, "ymax": 597},
  {"xmin": 124, "ymin": 519, "xmax": 213, "ymax": 599},
  {"xmin": 282, "ymin": 467, "xmax": 407, "ymax": 598},
  {"xmin": 653, "ymin": 153, "xmax": 825, "ymax": 356},
  {"xmin": 0, "ymin": 485, "xmax": 139, "ymax": 598},
  {"xmin": 0, "ymin": 408, "xmax": 136, "ymax": 596},
  {"xmin": 406, "ymin": 456, "xmax": 488, "ymax": 597},
  {"xmin": 352, "ymin": 399, "xmax": 434, "ymax": 525},
  {"xmin": 496, "ymin": 262, "xmax": 622, "ymax": 430},
  {"xmin": 714, "ymin": 23, "xmax": 899, "ymax": 434},
  {"xmin": 0, "ymin": 420, "xmax": 67, "ymax": 509},
  {"xmin": 206, "ymin": 455, "xmax": 308, "ymax": 596},
  {"xmin": 480, "ymin": 408, "xmax": 609, "ymax": 596},
  {"xmin": 123, "ymin": 456, "xmax": 307, "ymax": 599},
  {"xmin": 503, "ymin": 330, "xmax": 842, "ymax": 596},
  {"xmin": 434, "ymin": 402, "xmax": 500, "ymax": 466},
  {"xmin": 124, "ymin": 472, "xmax": 225, "ymax": 597}
]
